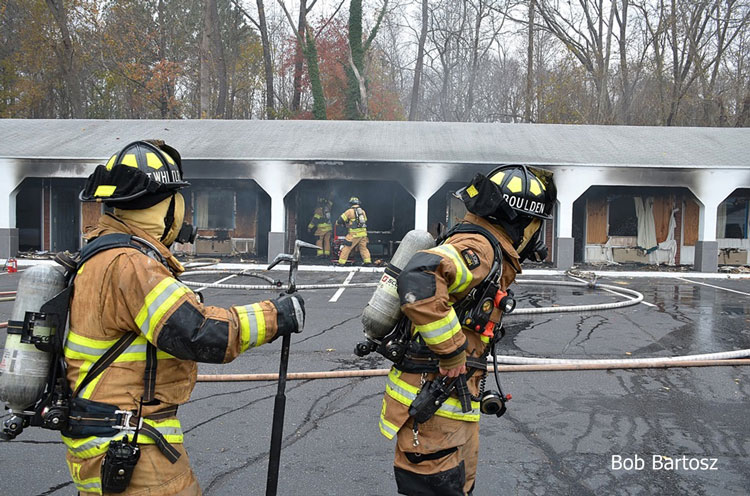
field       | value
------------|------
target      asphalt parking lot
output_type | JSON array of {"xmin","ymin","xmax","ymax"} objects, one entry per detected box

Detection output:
[{"xmin": 1, "ymin": 265, "xmax": 749, "ymax": 496}]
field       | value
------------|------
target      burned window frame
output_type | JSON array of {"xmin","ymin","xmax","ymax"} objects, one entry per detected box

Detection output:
[{"xmin": 193, "ymin": 189, "xmax": 237, "ymax": 230}]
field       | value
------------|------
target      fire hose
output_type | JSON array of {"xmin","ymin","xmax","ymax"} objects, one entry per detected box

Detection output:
[
  {"xmin": 197, "ymin": 358, "xmax": 750, "ymax": 382},
  {"xmin": 3, "ymin": 268, "xmax": 747, "ymax": 379}
]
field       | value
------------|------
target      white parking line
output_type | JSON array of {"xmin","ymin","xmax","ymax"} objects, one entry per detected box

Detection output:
[
  {"xmin": 329, "ymin": 271, "xmax": 355, "ymax": 303},
  {"xmin": 195, "ymin": 274, "xmax": 237, "ymax": 293},
  {"xmin": 677, "ymin": 277, "xmax": 750, "ymax": 297}
]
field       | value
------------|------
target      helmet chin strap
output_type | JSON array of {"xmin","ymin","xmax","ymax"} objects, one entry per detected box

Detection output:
[{"xmin": 160, "ymin": 195, "xmax": 176, "ymax": 243}]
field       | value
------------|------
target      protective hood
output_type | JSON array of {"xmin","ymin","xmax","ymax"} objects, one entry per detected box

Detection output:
[
  {"xmin": 113, "ymin": 192, "xmax": 185, "ymax": 246},
  {"xmin": 162, "ymin": 193, "xmax": 186, "ymax": 246},
  {"xmin": 515, "ymin": 218, "xmax": 542, "ymax": 254}
]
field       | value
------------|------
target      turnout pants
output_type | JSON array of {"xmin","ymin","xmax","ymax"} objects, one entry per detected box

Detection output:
[
  {"xmin": 315, "ymin": 230, "xmax": 332, "ymax": 256},
  {"xmin": 338, "ymin": 235, "xmax": 371, "ymax": 264},
  {"xmin": 393, "ymin": 416, "xmax": 480, "ymax": 496},
  {"xmin": 69, "ymin": 444, "xmax": 201, "ymax": 496}
]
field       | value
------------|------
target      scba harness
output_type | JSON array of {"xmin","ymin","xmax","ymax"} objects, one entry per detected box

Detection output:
[
  {"xmin": 373, "ymin": 223, "xmax": 515, "ymax": 421},
  {"xmin": 2, "ymin": 234, "xmax": 183, "ymax": 483}
]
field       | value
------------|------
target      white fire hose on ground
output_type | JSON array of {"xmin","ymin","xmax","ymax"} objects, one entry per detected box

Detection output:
[{"xmin": 187, "ymin": 269, "xmax": 750, "ymax": 382}]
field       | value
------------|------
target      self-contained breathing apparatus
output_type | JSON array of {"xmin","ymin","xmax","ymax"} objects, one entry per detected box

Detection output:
[
  {"xmin": 356, "ymin": 223, "xmax": 515, "ymax": 421},
  {"xmin": 0, "ymin": 233, "xmax": 187, "ymax": 490}
]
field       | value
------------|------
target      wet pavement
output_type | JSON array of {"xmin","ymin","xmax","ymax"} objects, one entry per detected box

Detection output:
[{"xmin": 0, "ymin": 268, "xmax": 749, "ymax": 495}]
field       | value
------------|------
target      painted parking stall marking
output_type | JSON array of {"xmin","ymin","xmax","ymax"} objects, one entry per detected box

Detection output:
[{"xmin": 329, "ymin": 271, "xmax": 355, "ymax": 303}]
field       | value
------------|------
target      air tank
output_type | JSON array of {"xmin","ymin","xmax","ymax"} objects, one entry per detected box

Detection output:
[
  {"xmin": 0, "ymin": 265, "xmax": 66, "ymax": 411},
  {"xmin": 361, "ymin": 230, "xmax": 435, "ymax": 340}
]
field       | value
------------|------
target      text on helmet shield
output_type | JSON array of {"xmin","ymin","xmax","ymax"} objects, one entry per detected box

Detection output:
[
  {"xmin": 503, "ymin": 194, "xmax": 545, "ymax": 214},
  {"xmin": 147, "ymin": 169, "xmax": 181, "ymax": 183}
]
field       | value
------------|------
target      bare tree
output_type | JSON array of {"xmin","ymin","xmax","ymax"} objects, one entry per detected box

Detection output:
[
  {"xmin": 230, "ymin": 0, "xmax": 276, "ymax": 118},
  {"xmin": 277, "ymin": 0, "xmax": 329, "ymax": 119},
  {"xmin": 536, "ymin": 0, "xmax": 617, "ymax": 123},
  {"xmin": 408, "ymin": 0, "xmax": 429, "ymax": 120},
  {"xmin": 525, "ymin": 0, "xmax": 535, "ymax": 122},
  {"xmin": 45, "ymin": 0, "xmax": 83, "ymax": 117}
]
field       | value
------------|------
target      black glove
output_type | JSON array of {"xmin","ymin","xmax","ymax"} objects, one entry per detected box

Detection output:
[{"xmin": 271, "ymin": 293, "xmax": 305, "ymax": 338}]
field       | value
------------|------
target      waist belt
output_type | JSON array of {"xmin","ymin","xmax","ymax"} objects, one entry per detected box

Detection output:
[
  {"xmin": 65, "ymin": 331, "xmax": 180, "ymax": 463},
  {"xmin": 395, "ymin": 340, "xmax": 487, "ymax": 374},
  {"xmin": 65, "ymin": 398, "xmax": 181, "ymax": 463}
]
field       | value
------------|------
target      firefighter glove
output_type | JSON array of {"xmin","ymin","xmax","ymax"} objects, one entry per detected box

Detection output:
[{"xmin": 271, "ymin": 293, "xmax": 306, "ymax": 337}]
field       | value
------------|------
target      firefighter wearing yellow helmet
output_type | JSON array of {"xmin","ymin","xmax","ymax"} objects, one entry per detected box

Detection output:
[
  {"xmin": 380, "ymin": 165, "xmax": 555, "ymax": 495},
  {"xmin": 66, "ymin": 140, "xmax": 305, "ymax": 495},
  {"xmin": 336, "ymin": 196, "xmax": 372, "ymax": 265},
  {"xmin": 308, "ymin": 195, "xmax": 334, "ymax": 257}
]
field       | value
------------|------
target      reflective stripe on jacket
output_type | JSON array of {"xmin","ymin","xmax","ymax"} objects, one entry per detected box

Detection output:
[
  {"xmin": 379, "ymin": 213, "xmax": 521, "ymax": 439},
  {"xmin": 339, "ymin": 207, "xmax": 368, "ymax": 237},
  {"xmin": 308, "ymin": 206, "xmax": 332, "ymax": 235},
  {"xmin": 64, "ymin": 215, "xmax": 280, "ymax": 436}
]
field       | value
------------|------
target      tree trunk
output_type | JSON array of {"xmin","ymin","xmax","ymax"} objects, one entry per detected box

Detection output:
[
  {"xmin": 204, "ymin": 0, "xmax": 227, "ymax": 118},
  {"xmin": 304, "ymin": 25, "xmax": 327, "ymax": 119},
  {"xmin": 158, "ymin": 0, "xmax": 169, "ymax": 118},
  {"xmin": 45, "ymin": 0, "xmax": 83, "ymax": 117},
  {"xmin": 256, "ymin": 0, "xmax": 275, "ymax": 119},
  {"xmin": 464, "ymin": 2, "xmax": 484, "ymax": 121},
  {"xmin": 616, "ymin": 0, "xmax": 631, "ymax": 124},
  {"xmin": 525, "ymin": 0, "xmax": 534, "ymax": 123},
  {"xmin": 200, "ymin": 22, "xmax": 210, "ymax": 118},
  {"xmin": 735, "ymin": 84, "xmax": 750, "ymax": 127},
  {"xmin": 346, "ymin": 0, "xmax": 365, "ymax": 119},
  {"xmin": 408, "ymin": 0, "xmax": 428, "ymax": 121},
  {"xmin": 291, "ymin": 0, "xmax": 307, "ymax": 112},
  {"xmin": 597, "ymin": 0, "xmax": 615, "ymax": 123}
]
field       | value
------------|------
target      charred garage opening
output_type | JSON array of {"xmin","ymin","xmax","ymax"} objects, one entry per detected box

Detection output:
[
  {"xmin": 572, "ymin": 186, "xmax": 701, "ymax": 266},
  {"xmin": 286, "ymin": 179, "xmax": 415, "ymax": 262},
  {"xmin": 14, "ymin": 177, "xmax": 90, "ymax": 254}
]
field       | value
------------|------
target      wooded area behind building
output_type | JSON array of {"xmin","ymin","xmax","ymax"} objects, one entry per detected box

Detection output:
[{"xmin": 2, "ymin": 0, "xmax": 748, "ymax": 126}]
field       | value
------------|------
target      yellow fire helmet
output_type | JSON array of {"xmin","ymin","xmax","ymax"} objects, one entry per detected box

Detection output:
[{"xmin": 80, "ymin": 140, "xmax": 189, "ymax": 209}]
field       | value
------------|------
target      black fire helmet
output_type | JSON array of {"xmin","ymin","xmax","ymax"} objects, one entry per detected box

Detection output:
[
  {"xmin": 80, "ymin": 140, "xmax": 189, "ymax": 209},
  {"xmin": 455, "ymin": 165, "xmax": 556, "ymax": 223}
]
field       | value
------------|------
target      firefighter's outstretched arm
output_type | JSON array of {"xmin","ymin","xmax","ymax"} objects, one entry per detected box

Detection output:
[
  {"xmin": 107, "ymin": 252, "xmax": 304, "ymax": 363},
  {"xmin": 396, "ymin": 239, "xmax": 492, "ymax": 374}
]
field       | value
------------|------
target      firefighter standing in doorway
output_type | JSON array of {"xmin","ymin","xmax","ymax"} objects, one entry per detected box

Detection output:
[
  {"xmin": 380, "ymin": 165, "xmax": 555, "ymax": 495},
  {"xmin": 336, "ymin": 196, "xmax": 372, "ymax": 265},
  {"xmin": 64, "ymin": 140, "xmax": 305, "ymax": 495},
  {"xmin": 307, "ymin": 196, "xmax": 333, "ymax": 257}
]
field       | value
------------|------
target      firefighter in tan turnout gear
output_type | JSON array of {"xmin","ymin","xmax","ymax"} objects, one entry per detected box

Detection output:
[
  {"xmin": 380, "ymin": 165, "xmax": 556, "ymax": 495},
  {"xmin": 336, "ymin": 197, "xmax": 372, "ymax": 265},
  {"xmin": 64, "ymin": 140, "xmax": 305, "ymax": 495},
  {"xmin": 308, "ymin": 195, "xmax": 333, "ymax": 257}
]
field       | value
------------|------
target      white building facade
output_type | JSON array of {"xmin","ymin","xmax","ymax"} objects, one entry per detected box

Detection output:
[{"xmin": 1, "ymin": 120, "xmax": 748, "ymax": 272}]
